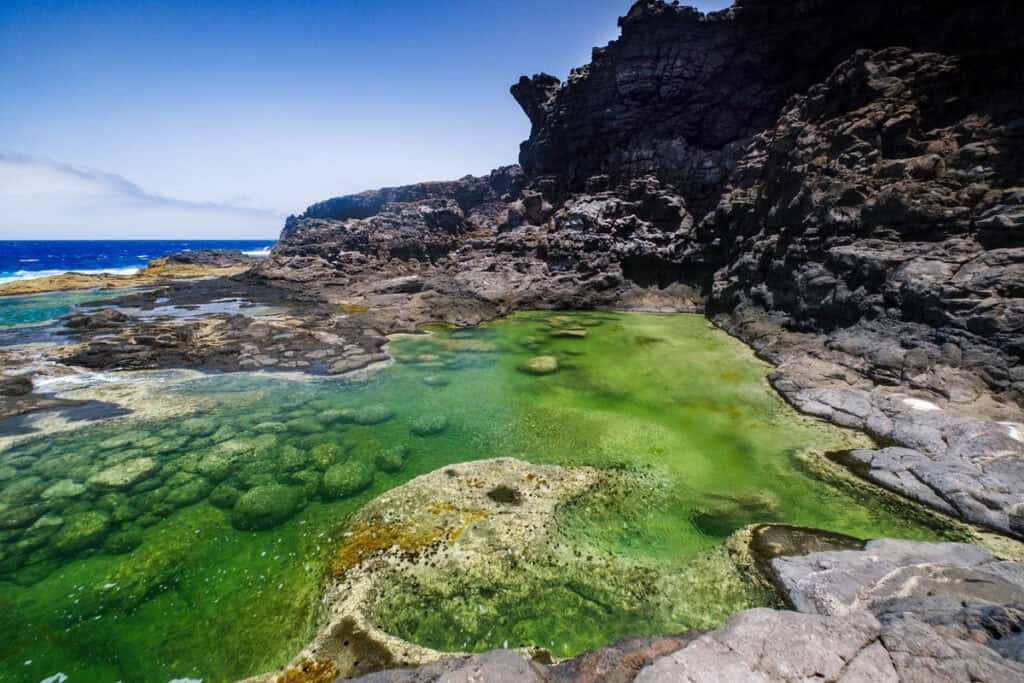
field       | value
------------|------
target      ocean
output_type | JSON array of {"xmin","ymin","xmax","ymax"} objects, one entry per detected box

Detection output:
[{"xmin": 0, "ymin": 239, "xmax": 276, "ymax": 285}]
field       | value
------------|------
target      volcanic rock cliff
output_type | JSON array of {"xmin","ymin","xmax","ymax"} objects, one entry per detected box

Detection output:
[{"xmin": 256, "ymin": 0, "xmax": 1024, "ymax": 537}]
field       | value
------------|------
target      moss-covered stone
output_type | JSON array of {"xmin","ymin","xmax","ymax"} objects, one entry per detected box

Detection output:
[
  {"xmin": 231, "ymin": 485, "xmax": 302, "ymax": 531},
  {"xmin": 321, "ymin": 461, "xmax": 375, "ymax": 500}
]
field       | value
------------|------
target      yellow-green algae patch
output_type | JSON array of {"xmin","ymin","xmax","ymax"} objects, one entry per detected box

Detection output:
[{"xmin": 0, "ymin": 312, "xmax": 965, "ymax": 682}]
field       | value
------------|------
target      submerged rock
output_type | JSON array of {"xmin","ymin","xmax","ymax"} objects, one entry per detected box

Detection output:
[
  {"xmin": 87, "ymin": 457, "xmax": 158, "ymax": 491},
  {"xmin": 519, "ymin": 356, "xmax": 558, "ymax": 375},
  {"xmin": 374, "ymin": 446, "xmax": 409, "ymax": 474},
  {"xmin": 321, "ymin": 461, "xmax": 375, "ymax": 500},
  {"xmin": 41, "ymin": 479, "xmax": 87, "ymax": 500},
  {"xmin": 51, "ymin": 511, "xmax": 110, "ymax": 555},
  {"xmin": 410, "ymin": 415, "xmax": 449, "ymax": 437},
  {"xmin": 180, "ymin": 417, "xmax": 218, "ymax": 437},
  {"xmin": 352, "ymin": 405, "xmax": 395, "ymax": 426},
  {"xmin": 231, "ymin": 485, "xmax": 301, "ymax": 531},
  {"xmin": 208, "ymin": 482, "xmax": 243, "ymax": 509}
]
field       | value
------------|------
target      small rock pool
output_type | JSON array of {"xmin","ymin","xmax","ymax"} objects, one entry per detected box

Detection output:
[{"xmin": 0, "ymin": 311, "xmax": 960, "ymax": 681}]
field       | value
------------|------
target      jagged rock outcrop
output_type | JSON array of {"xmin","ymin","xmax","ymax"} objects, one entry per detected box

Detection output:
[
  {"xmin": 511, "ymin": 0, "xmax": 1023, "ymax": 208},
  {"xmin": 251, "ymin": 0, "xmax": 1024, "ymax": 542}
]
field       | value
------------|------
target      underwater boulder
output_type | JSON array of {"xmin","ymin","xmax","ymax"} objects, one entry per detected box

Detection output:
[
  {"xmin": 231, "ymin": 485, "xmax": 301, "ymax": 531},
  {"xmin": 51, "ymin": 511, "xmax": 111, "ymax": 556},
  {"xmin": 374, "ymin": 446, "xmax": 409, "ymax": 474},
  {"xmin": 87, "ymin": 457, "xmax": 158, "ymax": 491},
  {"xmin": 519, "ymin": 356, "xmax": 559, "ymax": 375},
  {"xmin": 410, "ymin": 415, "xmax": 449, "ymax": 436},
  {"xmin": 321, "ymin": 461, "xmax": 375, "ymax": 499},
  {"xmin": 422, "ymin": 375, "xmax": 449, "ymax": 387},
  {"xmin": 352, "ymin": 404, "xmax": 395, "ymax": 426}
]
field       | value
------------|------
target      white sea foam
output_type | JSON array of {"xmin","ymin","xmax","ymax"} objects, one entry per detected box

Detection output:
[
  {"xmin": 0, "ymin": 267, "xmax": 141, "ymax": 285},
  {"xmin": 19, "ymin": 258, "xmax": 40, "ymax": 262},
  {"xmin": 242, "ymin": 246, "xmax": 272, "ymax": 257}
]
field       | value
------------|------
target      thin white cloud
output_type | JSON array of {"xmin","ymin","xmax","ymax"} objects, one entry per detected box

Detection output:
[{"xmin": 0, "ymin": 153, "xmax": 283, "ymax": 239}]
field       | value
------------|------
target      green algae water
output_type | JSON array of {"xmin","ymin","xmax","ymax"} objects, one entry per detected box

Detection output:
[{"xmin": 0, "ymin": 312, "xmax": 957, "ymax": 681}]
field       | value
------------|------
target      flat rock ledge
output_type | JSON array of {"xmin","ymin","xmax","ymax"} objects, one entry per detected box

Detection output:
[{"xmin": 313, "ymin": 535, "xmax": 1024, "ymax": 683}]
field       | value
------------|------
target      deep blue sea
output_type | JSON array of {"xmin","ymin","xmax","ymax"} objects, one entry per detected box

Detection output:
[{"xmin": 0, "ymin": 240, "xmax": 276, "ymax": 285}]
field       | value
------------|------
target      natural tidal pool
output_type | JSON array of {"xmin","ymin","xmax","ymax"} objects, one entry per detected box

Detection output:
[{"xmin": 0, "ymin": 311, "xmax": 960, "ymax": 682}]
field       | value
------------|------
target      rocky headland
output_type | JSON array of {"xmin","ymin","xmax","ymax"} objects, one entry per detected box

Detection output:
[{"xmin": 2, "ymin": 0, "xmax": 1023, "ymax": 680}]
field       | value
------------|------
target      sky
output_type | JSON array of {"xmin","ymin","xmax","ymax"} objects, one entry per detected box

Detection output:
[{"xmin": 0, "ymin": 0, "xmax": 731, "ymax": 239}]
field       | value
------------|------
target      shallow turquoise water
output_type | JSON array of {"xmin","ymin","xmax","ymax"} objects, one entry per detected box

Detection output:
[{"xmin": 0, "ymin": 312, "xmax": 957, "ymax": 682}]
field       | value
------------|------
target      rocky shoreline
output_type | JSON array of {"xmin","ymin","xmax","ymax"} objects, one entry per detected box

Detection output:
[{"xmin": 1, "ymin": 0, "xmax": 1022, "ymax": 680}]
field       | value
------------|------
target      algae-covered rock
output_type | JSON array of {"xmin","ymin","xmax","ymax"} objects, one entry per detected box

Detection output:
[
  {"xmin": 288, "ymin": 416, "xmax": 325, "ymax": 435},
  {"xmin": 253, "ymin": 421, "xmax": 288, "ymax": 434},
  {"xmin": 42, "ymin": 479, "xmax": 87, "ymax": 500},
  {"xmin": 318, "ymin": 409, "xmax": 352, "ymax": 425},
  {"xmin": 290, "ymin": 469, "xmax": 322, "ymax": 498},
  {"xmin": 98, "ymin": 432, "xmax": 145, "ymax": 450},
  {"xmin": 422, "ymin": 375, "xmax": 449, "ymax": 387},
  {"xmin": 164, "ymin": 473, "xmax": 212, "ymax": 507},
  {"xmin": 52, "ymin": 511, "xmax": 111, "ymax": 555},
  {"xmin": 352, "ymin": 405, "xmax": 395, "ymax": 426},
  {"xmin": 321, "ymin": 461, "xmax": 375, "ymax": 500},
  {"xmin": 1, "ymin": 475, "xmax": 45, "ymax": 503},
  {"xmin": 410, "ymin": 415, "xmax": 449, "ymax": 437},
  {"xmin": 374, "ymin": 446, "xmax": 409, "ymax": 474},
  {"xmin": 196, "ymin": 448, "xmax": 237, "ymax": 482},
  {"xmin": 279, "ymin": 445, "xmax": 310, "ymax": 472},
  {"xmin": 209, "ymin": 424, "xmax": 237, "ymax": 443},
  {"xmin": 550, "ymin": 328, "xmax": 588, "ymax": 339},
  {"xmin": 209, "ymin": 483, "xmax": 243, "ymax": 509},
  {"xmin": 231, "ymin": 485, "xmax": 301, "ymax": 531},
  {"xmin": 181, "ymin": 417, "xmax": 218, "ymax": 436},
  {"xmin": 519, "ymin": 356, "xmax": 559, "ymax": 375},
  {"xmin": 104, "ymin": 527, "xmax": 144, "ymax": 554},
  {"xmin": 310, "ymin": 442, "xmax": 344, "ymax": 469},
  {"xmin": 87, "ymin": 457, "xmax": 158, "ymax": 491}
]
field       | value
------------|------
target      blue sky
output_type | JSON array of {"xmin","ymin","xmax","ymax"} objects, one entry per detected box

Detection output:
[{"xmin": 0, "ymin": 1, "xmax": 731, "ymax": 238}]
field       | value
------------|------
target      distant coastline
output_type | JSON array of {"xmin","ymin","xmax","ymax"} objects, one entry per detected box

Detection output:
[{"xmin": 0, "ymin": 239, "xmax": 274, "ymax": 285}]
